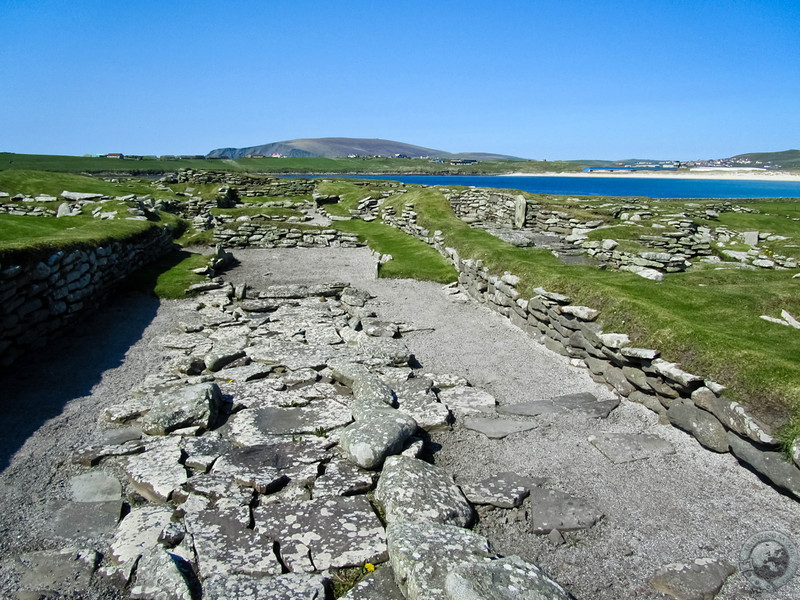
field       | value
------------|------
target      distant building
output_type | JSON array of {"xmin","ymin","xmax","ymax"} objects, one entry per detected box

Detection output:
[
  {"xmin": 106, "ymin": 153, "xmax": 123, "ymax": 159},
  {"xmin": 450, "ymin": 159, "xmax": 478, "ymax": 165}
]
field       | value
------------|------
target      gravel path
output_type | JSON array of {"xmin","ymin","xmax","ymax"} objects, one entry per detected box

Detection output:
[{"xmin": 1, "ymin": 246, "xmax": 798, "ymax": 599}]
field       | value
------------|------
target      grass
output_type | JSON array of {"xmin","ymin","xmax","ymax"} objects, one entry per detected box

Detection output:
[
  {"xmin": 0, "ymin": 211, "xmax": 180, "ymax": 265},
  {"xmin": 331, "ymin": 219, "xmax": 457, "ymax": 283},
  {"xmin": 0, "ymin": 169, "xmax": 166, "ymax": 198},
  {"xmin": 121, "ymin": 249, "xmax": 210, "ymax": 299}
]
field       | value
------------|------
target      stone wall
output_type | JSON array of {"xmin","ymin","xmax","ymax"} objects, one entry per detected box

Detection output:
[
  {"xmin": 213, "ymin": 223, "xmax": 363, "ymax": 249},
  {"xmin": 159, "ymin": 170, "xmax": 316, "ymax": 197},
  {"xmin": 0, "ymin": 226, "xmax": 176, "ymax": 367},
  {"xmin": 444, "ymin": 189, "xmax": 533, "ymax": 228},
  {"xmin": 376, "ymin": 201, "xmax": 800, "ymax": 500}
]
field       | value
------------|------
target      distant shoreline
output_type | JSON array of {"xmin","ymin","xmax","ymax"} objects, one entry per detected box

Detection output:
[{"xmin": 498, "ymin": 169, "xmax": 800, "ymax": 182}]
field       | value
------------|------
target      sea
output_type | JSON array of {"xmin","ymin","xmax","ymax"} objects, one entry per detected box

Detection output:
[{"xmin": 319, "ymin": 174, "xmax": 800, "ymax": 199}]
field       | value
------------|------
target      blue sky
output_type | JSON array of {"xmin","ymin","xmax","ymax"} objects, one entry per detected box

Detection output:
[{"xmin": 1, "ymin": 0, "xmax": 798, "ymax": 160}]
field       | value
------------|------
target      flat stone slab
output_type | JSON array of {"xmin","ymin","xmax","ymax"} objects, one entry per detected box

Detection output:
[
  {"xmin": 211, "ymin": 441, "xmax": 329, "ymax": 493},
  {"xmin": 588, "ymin": 433, "xmax": 676, "ymax": 464},
  {"xmin": 396, "ymin": 393, "xmax": 451, "ymax": 431},
  {"xmin": 185, "ymin": 506, "xmax": 282, "ymax": 580},
  {"xmin": 528, "ymin": 487, "xmax": 604, "ymax": 533},
  {"xmin": 254, "ymin": 496, "xmax": 387, "ymax": 571},
  {"xmin": 69, "ymin": 471, "xmax": 122, "ymax": 502},
  {"xmin": 15, "ymin": 547, "xmax": 99, "ymax": 595},
  {"xmin": 312, "ymin": 457, "xmax": 378, "ymax": 498},
  {"xmin": 182, "ymin": 432, "xmax": 230, "ymax": 472},
  {"xmin": 202, "ymin": 573, "xmax": 330, "ymax": 599},
  {"xmin": 650, "ymin": 557, "xmax": 736, "ymax": 600},
  {"xmin": 213, "ymin": 363, "xmax": 272, "ymax": 383},
  {"xmin": 228, "ymin": 401, "xmax": 352, "ymax": 441},
  {"xmin": 129, "ymin": 545, "xmax": 195, "ymax": 600},
  {"xmin": 124, "ymin": 437, "xmax": 188, "ymax": 502},
  {"xmin": 374, "ymin": 455, "xmax": 475, "ymax": 527},
  {"xmin": 141, "ymin": 382, "xmax": 226, "ymax": 435},
  {"xmin": 386, "ymin": 519, "xmax": 494, "ymax": 600},
  {"xmin": 446, "ymin": 555, "xmax": 572, "ymax": 600},
  {"xmin": 497, "ymin": 401, "xmax": 567, "ymax": 417},
  {"xmin": 48, "ymin": 500, "xmax": 122, "ymax": 541},
  {"xmin": 462, "ymin": 416, "xmax": 537, "ymax": 439},
  {"xmin": 498, "ymin": 393, "xmax": 619, "ymax": 419},
  {"xmin": 103, "ymin": 505, "xmax": 174, "ymax": 582},
  {"xmin": 461, "ymin": 472, "xmax": 543, "ymax": 508},
  {"xmin": 437, "ymin": 385, "xmax": 497, "ymax": 414}
]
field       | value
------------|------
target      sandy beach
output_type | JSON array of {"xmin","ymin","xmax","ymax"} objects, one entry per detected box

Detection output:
[{"xmin": 501, "ymin": 169, "xmax": 800, "ymax": 182}]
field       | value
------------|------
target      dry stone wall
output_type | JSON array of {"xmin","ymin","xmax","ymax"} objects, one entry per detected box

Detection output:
[
  {"xmin": 0, "ymin": 226, "xmax": 175, "ymax": 367},
  {"xmin": 159, "ymin": 169, "xmax": 316, "ymax": 197},
  {"xmin": 213, "ymin": 224, "xmax": 363, "ymax": 249}
]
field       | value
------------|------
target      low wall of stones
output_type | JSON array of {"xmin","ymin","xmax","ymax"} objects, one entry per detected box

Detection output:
[
  {"xmin": 376, "ymin": 203, "xmax": 800, "ymax": 500},
  {"xmin": 160, "ymin": 170, "xmax": 316, "ymax": 197},
  {"xmin": 0, "ymin": 226, "xmax": 176, "ymax": 367},
  {"xmin": 444, "ymin": 189, "xmax": 533, "ymax": 228},
  {"xmin": 0, "ymin": 203, "xmax": 58, "ymax": 217},
  {"xmin": 213, "ymin": 224, "xmax": 364, "ymax": 249}
]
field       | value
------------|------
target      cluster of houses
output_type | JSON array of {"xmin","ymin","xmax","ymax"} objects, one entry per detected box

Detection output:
[{"xmin": 83, "ymin": 153, "xmax": 210, "ymax": 160}]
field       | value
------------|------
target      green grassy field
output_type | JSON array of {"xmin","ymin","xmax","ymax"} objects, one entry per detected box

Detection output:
[{"xmin": 0, "ymin": 152, "xmax": 597, "ymax": 176}]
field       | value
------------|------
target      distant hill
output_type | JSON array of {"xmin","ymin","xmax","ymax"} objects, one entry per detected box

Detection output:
[
  {"xmin": 725, "ymin": 149, "xmax": 800, "ymax": 170},
  {"xmin": 206, "ymin": 137, "xmax": 524, "ymax": 161}
]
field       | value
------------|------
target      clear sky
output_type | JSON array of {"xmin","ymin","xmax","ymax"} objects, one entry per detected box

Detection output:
[{"xmin": 1, "ymin": 0, "xmax": 798, "ymax": 160}]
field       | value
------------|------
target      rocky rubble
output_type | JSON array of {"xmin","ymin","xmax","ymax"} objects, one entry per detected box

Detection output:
[{"xmin": 8, "ymin": 280, "xmax": 581, "ymax": 599}]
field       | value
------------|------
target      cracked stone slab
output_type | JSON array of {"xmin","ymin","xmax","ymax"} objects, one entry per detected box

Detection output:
[
  {"xmin": 231, "ymin": 401, "xmax": 353, "ymax": 437},
  {"xmin": 221, "ymin": 380, "xmax": 310, "ymax": 410},
  {"xmin": 340, "ymin": 408, "xmax": 417, "ymax": 470},
  {"xmin": 387, "ymin": 519, "xmax": 494, "ymax": 600},
  {"xmin": 650, "ymin": 557, "xmax": 736, "ymax": 600},
  {"xmin": 374, "ymin": 456, "xmax": 475, "ymax": 527},
  {"xmin": 588, "ymin": 433, "xmax": 676, "ymax": 464},
  {"xmin": 254, "ymin": 496, "xmax": 387, "ymax": 571},
  {"xmin": 528, "ymin": 487, "xmax": 604, "ymax": 533},
  {"xmin": 313, "ymin": 457, "xmax": 378, "ymax": 498},
  {"xmin": 15, "ymin": 547, "xmax": 99, "ymax": 596},
  {"xmin": 461, "ymin": 472, "xmax": 543, "ymax": 509},
  {"xmin": 103, "ymin": 505, "xmax": 174, "ymax": 583},
  {"xmin": 445, "ymin": 555, "xmax": 572, "ymax": 600},
  {"xmin": 211, "ymin": 442, "xmax": 327, "ymax": 493},
  {"xmin": 185, "ymin": 507, "xmax": 282, "ymax": 580},
  {"xmin": 202, "ymin": 573, "xmax": 330, "ymax": 599},
  {"xmin": 213, "ymin": 363, "xmax": 272, "ymax": 383},
  {"xmin": 437, "ymin": 385, "xmax": 497, "ymax": 414},
  {"xmin": 396, "ymin": 393, "xmax": 451, "ymax": 431},
  {"xmin": 282, "ymin": 367, "xmax": 321, "ymax": 386},
  {"xmin": 130, "ymin": 545, "xmax": 196, "ymax": 600},
  {"xmin": 552, "ymin": 392, "xmax": 620, "ymax": 418},
  {"xmin": 342, "ymin": 564, "xmax": 404, "ymax": 600},
  {"xmin": 125, "ymin": 437, "xmax": 188, "ymax": 502},
  {"xmin": 462, "ymin": 416, "xmax": 538, "ymax": 439},
  {"xmin": 184, "ymin": 472, "xmax": 254, "ymax": 506},
  {"xmin": 182, "ymin": 432, "xmax": 230, "ymax": 472},
  {"xmin": 141, "ymin": 382, "xmax": 226, "ymax": 435}
]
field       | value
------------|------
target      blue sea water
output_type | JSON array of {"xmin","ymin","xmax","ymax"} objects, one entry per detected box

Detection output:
[{"xmin": 326, "ymin": 174, "xmax": 800, "ymax": 199}]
